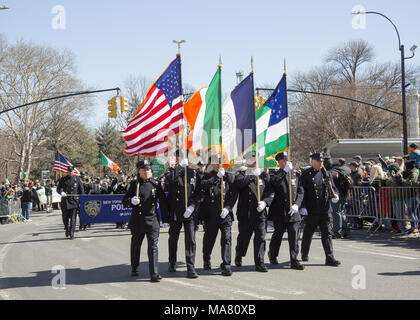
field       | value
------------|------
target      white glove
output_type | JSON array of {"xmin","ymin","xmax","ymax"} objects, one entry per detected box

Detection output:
[
  {"xmin": 253, "ymin": 168, "xmax": 261, "ymax": 177},
  {"xmin": 131, "ymin": 196, "xmax": 140, "ymax": 206},
  {"xmin": 288, "ymin": 204, "xmax": 299, "ymax": 216},
  {"xmin": 183, "ymin": 205, "xmax": 195, "ymax": 219},
  {"xmin": 217, "ymin": 168, "xmax": 225, "ymax": 178},
  {"xmin": 220, "ymin": 208, "xmax": 229, "ymax": 219},
  {"xmin": 180, "ymin": 159, "xmax": 189, "ymax": 168},
  {"xmin": 332, "ymin": 195, "xmax": 340, "ymax": 204},
  {"xmin": 257, "ymin": 201, "xmax": 267, "ymax": 212},
  {"xmin": 299, "ymin": 208, "xmax": 308, "ymax": 216},
  {"xmin": 61, "ymin": 192, "xmax": 67, "ymax": 197},
  {"xmin": 284, "ymin": 162, "xmax": 293, "ymax": 173}
]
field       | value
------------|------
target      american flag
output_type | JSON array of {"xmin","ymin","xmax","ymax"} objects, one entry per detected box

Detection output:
[
  {"xmin": 53, "ymin": 151, "xmax": 80, "ymax": 175},
  {"xmin": 122, "ymin": 55, "xmax": 184, "ymax": 156}
]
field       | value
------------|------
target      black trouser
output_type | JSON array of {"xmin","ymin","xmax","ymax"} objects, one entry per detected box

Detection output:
[
  {"xmin": 61, "ymin": 207, "xmax": 77, "ymax": 237},
  {"xmin": 130, "ymin": 227, "xmax": 159, "ymax": 277},
  {"xmin": 168, "ymin": 219, "xmax": 196, "ymax": 270},
  {"xmin": 203, "ymin": 220, "xmax": 232, "ymax": 268},
  {"xmin": 269, "ymin": 220, "xmax": 300, "ymax": 262},
  {"xmin": 235, "ymin": 218, "xmax": 266, "ymax": 266},
  {"xmin": 301, "ymin": 214, "xmax": 335, "ymax": 260}
]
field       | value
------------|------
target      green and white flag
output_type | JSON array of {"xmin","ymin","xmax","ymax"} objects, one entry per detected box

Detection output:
[{"xmin": 256, "ymin": 74, "xmax": 290, "ymax": 168}]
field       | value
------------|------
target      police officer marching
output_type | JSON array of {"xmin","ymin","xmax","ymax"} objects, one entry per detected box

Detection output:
[
  {"xmin": 123, "ymin": 160, "xmax": 168, "ymax": 282},
  {"xmin": 164, "ymin": 150, "xmax": 200, "ymax": 279},
  {"xmin": 234, "ymin": 151, "xmax": 274, "ymax": 272},
  {"xmin": 199, "ymin": 154, "xmax": 238, "ymax": 276},
  {"xmin": 57, "ymin": 165, "xmax": 85, "ymax": 239},
  {"xmin": 300, "ymin": 153, "xmax": 341, "ymax": 267},
  {"xmin": 267, "ymin": 152, "xmax": 305, "ymax": 270}
]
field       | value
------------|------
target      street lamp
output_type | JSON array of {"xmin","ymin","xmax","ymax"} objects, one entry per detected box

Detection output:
[{"xmin": 352, "ymin": 10, "xmax": 417, "ymax": 155}]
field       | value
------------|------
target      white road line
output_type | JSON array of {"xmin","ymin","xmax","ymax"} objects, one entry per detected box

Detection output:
[
  {"xmin": 332, "ymin": 247, "xmax": 418, "ymax": 260},
  {"xmin": 232, "ymin": 290, "xmax": 275, "ymax": 300}
]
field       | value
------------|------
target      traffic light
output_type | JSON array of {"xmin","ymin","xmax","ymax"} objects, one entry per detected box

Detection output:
[
  {"xmin": 108, "ymin": 97, "xmax": 117, "ymax": 118},
  {"xmin": 120, "ymin": 96, "xmax": 128, "ymax": 114}
]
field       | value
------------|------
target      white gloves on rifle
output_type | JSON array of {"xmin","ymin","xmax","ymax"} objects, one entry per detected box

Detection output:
[
  {"xmin": 131, "ymin": 196, "xmax": 140, "ymax": 206},
  {"xmin": 180, "ymin": 159, "xmax": 189, "ymax": 168},
  {"xmin": 220, "ymin": 208, "xmax": 229, "ymax": 219},
  {"xmin": 253, "ymin": 168, "xmax": 261, "ymax": 177},
  {"xmin": 217, "ymin": 168, "xmax": 225, "ymax": 178},
  {"xmin": 331, "ymin": 195, "xmax": 340, "ymax": 204},
  {"xmin": 183, "ymin": 205, "xmax": 195, "ymax": 219},
  {"xmin": 299, "ymin": 208, "xmax": 308, "ymax": 216},
  {"xmin": 284, "ymin": 162, "xmax": 293, "ymax": 173},
  {"xmin": 257, "ymin": 201, "xmax": 267, "ymax": 213},
  {"xmin": 288, "ymin": 204, "xmax": 299, "ymax": 216},
  {"xmin": 61, "ymin": 192, "xmax": 67, "ymax": 197}
]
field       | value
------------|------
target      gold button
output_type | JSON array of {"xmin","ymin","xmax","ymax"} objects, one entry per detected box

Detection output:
[
  {"xmin": 211, "ymin": 200, "xmax": 214, "ymax": 203},
  {"xmin": 176, "ymin": 198, "xmax": 179, "ymax": 201},
  {"xmin": 314, "ymin": 184, "xmax": 317, "ymax": 186}
]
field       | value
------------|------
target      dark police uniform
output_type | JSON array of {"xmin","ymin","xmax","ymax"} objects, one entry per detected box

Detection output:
[
  {"xmin": 122, "ymin": 161, "xmax": 168, "ymax": 282},
  {"xmin": 57, "ymin": 168, "xmax": 84, "ymax": 239},
  {"xmin": 164, "ymin": 163, "xmax": 199, "ymax": 278},
  {"xmin": 194, "ymin": 164, "xmax": 206, "ymax": 231},
  {"xmin": 234, "ymin": 168, "xmax": 274, "ymax": 271},
  {"xmin": 300, "ymin": 153, "xmax": 341, "ymax": 266},
  {"xmin": 199, "ymin": 168, "xmax": 238, "ymax": 276},
  {"xmin": 267, "ymin": 153, "xmax": 305, "ymax": 269}
]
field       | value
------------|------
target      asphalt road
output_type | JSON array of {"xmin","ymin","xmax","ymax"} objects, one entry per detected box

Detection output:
[{"xmin": 0, "ymin": 210, "xmax": 419, "ymax": 300}]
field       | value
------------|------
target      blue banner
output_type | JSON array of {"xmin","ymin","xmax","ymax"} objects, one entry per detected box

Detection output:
[{"xmin": 79, "ymin": 195, "xmax": 132, "ymax": 224}]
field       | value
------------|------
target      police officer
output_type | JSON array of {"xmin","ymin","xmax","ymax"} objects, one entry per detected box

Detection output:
[
  {"xmin": 234, "ymin": 151, "xmax": 274, "ymax": 272},
  {"xmin": 267, "ymin": 152, "xmax": 305, "ymax": 270},
  {"xmin": 164, "ymin": 150, "xmax": 200, "ymax": 279},
  {"xmin": 300, "ymin": 153, "xmax": 341, "ymax": 267},
  {"xmin": 114, "ymin": 170, "xmax": 128, "ymax": 229},
  {"xmin": 123, "ymin": 160, "xmax": 168, "ymax": 282},
  {"xmin": 57, "ymin": 165, "xmax": 85, "ymax": 239},
  {"xmin": 200, "ymin": 154, "xmax": 238, "ymax": 276}
]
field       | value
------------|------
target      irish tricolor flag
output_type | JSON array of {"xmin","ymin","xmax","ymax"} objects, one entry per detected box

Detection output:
[
  {"xmin": 256, "ymin": 74, "xmax": 290, "ymax": 168},
  {"xmin": 100, "ymin": 152, "xmax": 121, "ymax": 173},
  {"xmin": 184, "ymin": 66, "xmax": 223, "ymax": 156}
]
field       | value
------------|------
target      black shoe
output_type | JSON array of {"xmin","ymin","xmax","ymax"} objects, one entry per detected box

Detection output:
[
  {"xmin": 255, "ymin": 264, "xmax": 268, "ymax": 272},
  {"xmin": 326, "ymin": 258, "xmax": 341, "ymax": 267},
  {"xmin": 187, "ymin": 269, "xmax": 198, "ymax": 279},
  {"xmin": 301, "ymin": 255, "xmax": 309, "ymax": 262},
  {"xmin": 203, "ymin": 261, "xmax": 211, "ymax": 270},
  {"xmin": 150, "ymin": 274, "xmax": 162, "ymax": 282},
  {"xmin": 291, "ymin": 261, "xmax": 305, "ymax": 270},
  {"xmin": 131, "ymin": 269, "xmax": 138, "ymax": 277},
  {"xmin": 168, "ymin": 263, "xmax": 176, "ymax": 272},
  {"xmin": 234, "ymin": 256, "xmax": 242, "ymax": 267},
  {"xmin": 269, "ymin": 257, "xmax": 279, "ymax": 265},
  {"xmin": 69, "ymin": 234, "xmax": 74, "ymax": 240},
  {"xmin": 221, "ymin": 265, "xmax": 232, "ymax": 276},
  {"xmin": 65, "ymin": 230, "xmax": 69, "ymax": 238}
]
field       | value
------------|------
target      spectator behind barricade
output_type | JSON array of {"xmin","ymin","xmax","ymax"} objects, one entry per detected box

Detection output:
[
  {"xmin": 393, "ymin": 157, "xmax": 404, "ymax": 173},
  {"xmin": 353, "ymin": 155, "xmax": 365, "ymax": 171},
  {"xmin": 369, "ymin": 165, "xmax": 387, "ymax": 188},
  {"xmin": 338, "ymin": 158, "xmax": 346, "ymax": 167},
  {"xmin": 363, "ymin": 161, "xmax": 372, "ymax": 176},
  {"xmin": 395, "ymin": 160, "xmax": 419, "ymax": 233},
  {"xmin": 408, "ymin": 143, "xmax": 420, "ymax": 169},
  {"xmin": 386, "ymin": 160, "xmax": 399, "ymax": 178},
  {"xmin": 44, "ymin": 180, "xmax": 53, "ymax": 212},
  {"xmin": 21, "ymin": 184, "xmax": 34, "ymax": 222},
  {"xmin": 349, "ymin": 162, "xmax": 363, "ymax": 186},
  {"xmin": 387, "ymin": 162, "xmax": 406, "ymax": 233}
]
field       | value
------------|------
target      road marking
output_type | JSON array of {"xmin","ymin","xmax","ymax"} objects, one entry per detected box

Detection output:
[
  {"xmin": 332, "ymin": 246, "xmax": 418, "ymax": 260},
  {"xmin": 232, "ymin": 290, "xmax": 275, "ymax": 300}
]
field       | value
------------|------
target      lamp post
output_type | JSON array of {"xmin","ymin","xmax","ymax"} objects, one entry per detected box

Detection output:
[{"xmin": 352, "ymin": 10, "xmax": 417, "ymax": 155}]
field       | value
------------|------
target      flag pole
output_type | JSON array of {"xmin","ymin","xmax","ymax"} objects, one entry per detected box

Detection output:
[
  {"xmin": 284, "ymin": 58, "xmax": 292, "ymax": 211},
  {"xmin": 251, "ymin": 56, "xmax": 260, "ymax": 203},
  {"xmin": 218, "ymin": 57, "xmax": 224, "ymax": 210},
  {"xmin": 173, "ymin": 40, "xmax": 188, "ymax": 211}
]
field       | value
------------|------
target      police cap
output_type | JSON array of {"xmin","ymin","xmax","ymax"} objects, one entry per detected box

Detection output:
[
  {"xmin": 275, "ymin": 152, "xmax": 288, "ymax": 161},
  {"xmin": 136, "ymin": 160, "xmax": 151, "ymax": 170},
  {"xmin": 310, "ymin": 153, "xmax": 324, "ymax": 162}
]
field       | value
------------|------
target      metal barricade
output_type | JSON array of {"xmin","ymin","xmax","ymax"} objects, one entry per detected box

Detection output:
[
  {"xmin": 0, "ymin": 198, "xmax": 23, "ymax": 223},
  {"xmin": 346, "ymin": 186, "xmax": 380, "ymax": 233},
  {"xmin": 378, "ymin": 186, "xmax": 420, "ymax": 231}
]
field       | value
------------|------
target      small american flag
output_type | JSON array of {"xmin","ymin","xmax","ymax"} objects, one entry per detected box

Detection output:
[
  {"xmin": 122, "ymin": 55, "xmax": 184, "ymax": 156},
  {"xmin": 53, "ymin": 151, "xmax": 80, "ymax": 175}
]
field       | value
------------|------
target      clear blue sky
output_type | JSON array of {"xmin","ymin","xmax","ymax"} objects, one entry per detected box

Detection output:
[{"xmin": 1, "ymin": 0, "xmax": 419, "ymax": 128}]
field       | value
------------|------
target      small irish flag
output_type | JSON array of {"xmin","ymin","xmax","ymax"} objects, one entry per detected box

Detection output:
[{"xmin": 100, "ymin": 152, "xmax": 121, "ymax": 173}]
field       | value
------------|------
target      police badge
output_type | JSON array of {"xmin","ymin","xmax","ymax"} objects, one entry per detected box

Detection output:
[{"xmin": 84, "ymin": 200, "xmax": 102, "ymax": 218}]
